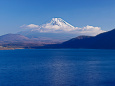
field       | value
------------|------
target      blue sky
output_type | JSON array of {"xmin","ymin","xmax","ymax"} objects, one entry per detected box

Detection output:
[{"xmin": 0, "ymin": 0, "xmax": 115, "ymax": 35}]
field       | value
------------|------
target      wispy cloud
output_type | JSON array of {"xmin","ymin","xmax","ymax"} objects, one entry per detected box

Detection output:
[{"xmin": 20, "ymin": 24, "xmax": 39, "ymax": 29}]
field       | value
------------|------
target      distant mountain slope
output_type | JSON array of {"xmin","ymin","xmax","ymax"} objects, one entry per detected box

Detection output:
[
  {"xmin": 0, "ymin": 34, "xmax": 33, "ymax": 48},
  {"xmin": 0, "ymin": 34, "xmax": 29, "ymax": 42},
  {"xmin": 0, "ymin": 34, "xmax": 62, "ymax": 48}
]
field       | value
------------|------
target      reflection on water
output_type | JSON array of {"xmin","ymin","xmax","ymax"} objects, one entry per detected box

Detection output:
[
  {"xmin": 0, "ymin": 49, "xmax": 115, "ymax": 86},
  {"xmin": 48, "ymin": 57, "xmax": 75, "ymax": 86}
]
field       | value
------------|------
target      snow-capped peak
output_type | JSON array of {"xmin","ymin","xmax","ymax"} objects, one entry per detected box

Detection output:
[
  {"xmin": 49, "ymin": 18, "xmax": 75, "ymax": 28},
  {"xmin": 38, "ymin": 18, "xmax": 76, "ymax": 32}
]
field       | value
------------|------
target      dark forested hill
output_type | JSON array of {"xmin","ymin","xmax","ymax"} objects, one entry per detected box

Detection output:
[{"xmin": 61, "ymin": 29, "xmax": 115, "ymax": 49}]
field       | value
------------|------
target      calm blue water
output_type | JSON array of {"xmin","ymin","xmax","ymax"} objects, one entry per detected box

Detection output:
[{"xmin": 0, "ymin": 49, "xmax": 115, "ymax": 86}]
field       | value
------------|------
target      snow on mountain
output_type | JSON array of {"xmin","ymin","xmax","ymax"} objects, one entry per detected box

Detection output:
[
  {"xmin": 38, "ymin": 18, "xmax": 77, "ymax": 33},
  {"xmin": 50, "ymin": 18, "xmax": 74, "ymax": 28}
]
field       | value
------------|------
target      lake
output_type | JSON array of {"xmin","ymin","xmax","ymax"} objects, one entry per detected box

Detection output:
[{"xmin": 0, "ymin": 49, "xmax": 115, "ymax": 86}]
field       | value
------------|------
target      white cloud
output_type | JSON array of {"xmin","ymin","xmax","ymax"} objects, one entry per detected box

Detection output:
[
  {"xmin": 20, "ymin": 24, "xmax": 39, "ymax": 29},
  {"xmin": 74, "ymin": 25, "xmax": 105, "ymax": 36},
  {"xmin": 20, "ymin": 24, "xmax": 105, "ymax": 36}
]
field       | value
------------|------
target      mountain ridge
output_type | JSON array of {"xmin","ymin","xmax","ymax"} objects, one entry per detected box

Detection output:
[
  {"xmin": 32, "ymin": 28, "xmax": 115, "ymax": 49},
  {"xmin": 0, "ymin": 28, "xmax": 115, "ymax": 49}
]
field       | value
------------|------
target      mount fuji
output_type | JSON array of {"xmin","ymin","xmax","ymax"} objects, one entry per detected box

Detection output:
[{"xmin": 19, "ymin": 18, "xmax": 104, "ymax": 42}]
